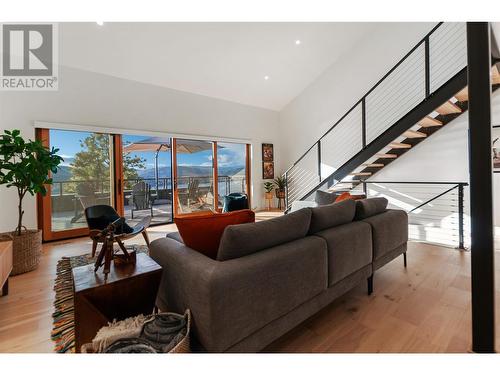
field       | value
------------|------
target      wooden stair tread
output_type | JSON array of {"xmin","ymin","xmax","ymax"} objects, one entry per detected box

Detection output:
[
  {"xmin": 455, "ymin": 87, "xmax": 468, "ymax": 102},
  {"xmin": 389, "ymin": 142, "xmax": 411, "ymax": 149},
  {"xmin": 435, "ymin": 101, "xmax": 461, "ymax": 115},
  {"xmin": 418, "ymin": 116, "xmax": 443, "ymax": 127},
  {"xmin": 375, "ymin": 153, "xmax": 397, "ymax": 159},
  {"xmin": 403, "ymin": 130, "xmax": 427, "ymax": 139},
  {"xmin": 493, "ymin": 65, "xmax": 500, "ymax": 85},
  {"xmin": 349, "ymin": 172, "xmax": 372, "ymax": 176},
  {"xmin": 328, "ymin": 184, "xmax": 356, "ymax": 191},
  {"xmin": 362, "ymin": 163, "xmax": 384, "ymax": 168}
]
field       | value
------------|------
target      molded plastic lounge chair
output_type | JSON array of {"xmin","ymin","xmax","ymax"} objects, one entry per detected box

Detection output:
[{"xmin": 84, "ymin": 204, "xmax": 151, "ymax": 257}]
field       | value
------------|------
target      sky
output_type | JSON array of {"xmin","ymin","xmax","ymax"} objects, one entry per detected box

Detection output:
[{"xmin": 50, "ymin": 129, "xmax": 246, "ymax": 172}]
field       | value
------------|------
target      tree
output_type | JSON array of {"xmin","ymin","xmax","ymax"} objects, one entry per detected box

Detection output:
[
  {"xmin": 0, "ymin": 129, "xmax": 62, "ymax": 235},
  {"xmin": 71, "ymin": 134, "xmax": 145, "ymax": 190}
]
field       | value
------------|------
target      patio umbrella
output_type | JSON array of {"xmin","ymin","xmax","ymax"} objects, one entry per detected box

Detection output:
[
  {"xmin": 123, "ymin": 137, "xmax": 171, "ymax": 193},
  {"xmin": 123, "ymin": 137, "xmax": 217, "ymax": 192}
]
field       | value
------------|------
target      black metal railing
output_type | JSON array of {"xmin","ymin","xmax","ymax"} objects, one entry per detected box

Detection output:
[
  {"xmin": 283, "ymin": 22, "xmax": 468, "ymax": 210},
  {"xmin": 362, "ymin": 181, "xmax": 468, "ymax": 249}
]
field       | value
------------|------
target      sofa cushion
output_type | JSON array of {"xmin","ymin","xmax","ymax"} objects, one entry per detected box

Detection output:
[
  {"xmin": 308, "ymin": 199, "xmax": 356, "ymax": 235},
  {"xmin": 166, "ymin": 231, "xmax": 183, "ymax": 243},
  {"xmin": 315, "ymin": 190, "xmax": 339, "ymax": 206},
  {"xmin": 314, "ymin": 221, "xmax": 372, "ymax": 286},
  {"xmin": 335, "ymin": 192, "xmax": 353, "ymax": 202},
  {"xmin": 175, "ymin": 209, "xmax": 255, "ymax": 259},
  {"xmin": 217, "ymin": 208, "xmax": 312, "ymax": 261},
  {"xmin": 354, "ymin": 197, "xmax": 388, "ymax": 220},
  {"xmin": 362, "ymin": 209, "xmax": 408, "ymax": 262}
]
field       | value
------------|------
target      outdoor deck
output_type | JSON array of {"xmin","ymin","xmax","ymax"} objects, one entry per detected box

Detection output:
[{"xmin": 51, "ymin": 202, "xmax": 173, "ymax": 231}]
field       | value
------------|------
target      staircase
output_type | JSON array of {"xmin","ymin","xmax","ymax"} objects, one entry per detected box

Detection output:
[{"xmin": 284, "ymin": 22, "xmax": 500, "ymax": 210}]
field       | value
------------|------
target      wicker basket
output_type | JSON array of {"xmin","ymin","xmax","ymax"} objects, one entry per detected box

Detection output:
[
  {"xmin": 169, "ymin": 309, "xmax": 191, "ymax": 353},
  {"xmin": 0, "ymin": 230, "xmax": 42, "ymax": 275},
  {"xmin": 81, "ymin": 309, "xmax": 191, "ymax": 353}
]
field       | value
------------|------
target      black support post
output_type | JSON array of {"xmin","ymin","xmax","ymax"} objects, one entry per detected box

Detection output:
[
  {"xmin": 317, "ymin": 141, "xmax": 322, "ymax": 182},
  {"xmin": 361, "ymin": 98, "xmax": 367, "ymax": 148},
  {"xmin": 467, "ymin": 22, "xmax": 495, "ymax": 353},
  {"xmin": 425, "ymin": 36, "xmax": 430, "ymax": 98},
  {"xmin": 458, "ymin": 184, "xmax": 465, "ymax": 250}
]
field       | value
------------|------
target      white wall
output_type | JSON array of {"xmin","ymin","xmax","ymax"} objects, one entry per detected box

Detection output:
[
  {"xmin": 0, "ymin": 66, "xmax": 281, "ymax": 233},
  {"xmin": 278, "ymin": 22, "xmax": 436, "ymax": 170}
]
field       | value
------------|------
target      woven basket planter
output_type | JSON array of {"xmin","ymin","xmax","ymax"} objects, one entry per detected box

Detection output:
[{"xmin": 0, "ymin": 230, "xmax": 42, "ymax": 275}]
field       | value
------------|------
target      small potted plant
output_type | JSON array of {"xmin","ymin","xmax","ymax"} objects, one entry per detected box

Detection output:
[
  {"xmin": 263, "ymin": 181, "xmax": 275, "ymax": 200},
  {"xmin": 263, "ymin": 181, "xmax": 275, "ymax": 210},
  {"xmin": 0, "ymin": 129, "xmax": 63, "ymax": 275},
  {"xmin": 273, "ymin": 176, "xmax": 287, "ymax": 199}
]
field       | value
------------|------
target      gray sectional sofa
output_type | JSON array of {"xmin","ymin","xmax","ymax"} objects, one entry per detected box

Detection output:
[{"xmin": 149, "ymin": 197, "xmax": 408, "ymax": 353}]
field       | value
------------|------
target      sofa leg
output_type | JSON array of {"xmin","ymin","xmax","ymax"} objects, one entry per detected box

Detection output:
[
  {"xmin": 367, "ymin": 275, "xmax": 373, "ymax": 295},
  {"xmin": 403, "ymin": 252, "xmax": 407, "ymax": 268},
  {"xmin": 2, "ymin": 278, "xmax": 8, "ymax": 296}
]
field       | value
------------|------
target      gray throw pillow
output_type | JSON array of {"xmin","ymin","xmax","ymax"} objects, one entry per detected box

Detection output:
[
  {"xmin": 315, "ymin": 190, "xmax": 339, "ymax": 206},
  {"xmin": 355, "ymin": 197, "xmax": 389, "ymax": 220},
  {"xmin": 309, "ymin": 199, "xmax": 356, "ymax": 234},
  {"xmin": 217, "ymin": 208, "xmax": 312, "ymax": 261}
]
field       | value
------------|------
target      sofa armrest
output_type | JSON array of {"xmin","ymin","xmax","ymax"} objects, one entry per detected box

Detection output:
[
  {"xmin": 149, "ymin": 237, "xmax": 217, "ymax": 311},
  {"xmin": 149, "ymin": 236, "xmax": 327, "ymax": 352}
]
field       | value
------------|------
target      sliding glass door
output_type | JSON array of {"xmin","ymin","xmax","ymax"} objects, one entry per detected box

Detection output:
[
  {"xmin": 38, "ymin": 128, "xmax": 251, "ymax": 241},
  {"xmin": 216, "ymin": 142, "xmax": 249, "ymax": 210},
  {"xmin": 38, "ymin": 129, "xmax": 114, "ymax": 241},
  {"xmin": 121, "ymin": 135, "xmax": 173, "ymax": 226},
  {"xmin": 173, "ymin": 139, "xmax": 216, "ymax": 215},
  {"xmin": 172, "ymin": 140, "xmax": 251, "ymax": 215}
]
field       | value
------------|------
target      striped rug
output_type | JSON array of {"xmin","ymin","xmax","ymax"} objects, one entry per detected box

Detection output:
[{"xmin": 51, "ymin": 246, "xmax": 148, "ymax": 353}]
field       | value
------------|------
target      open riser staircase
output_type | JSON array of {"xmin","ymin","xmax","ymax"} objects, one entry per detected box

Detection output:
[{"xmin": 283, "ymin": 22, "xmax": 500, "ymax": 248}]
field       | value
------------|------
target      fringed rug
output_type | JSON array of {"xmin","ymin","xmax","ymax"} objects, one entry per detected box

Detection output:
[{"xmin": 51, "ymin": 246, "xmax": 149, "ymax": 353}]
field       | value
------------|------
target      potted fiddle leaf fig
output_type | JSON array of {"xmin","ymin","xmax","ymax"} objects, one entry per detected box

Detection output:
[{"xmin": 0, "ymin": 129, "xmax": 63, "ymax": 275}]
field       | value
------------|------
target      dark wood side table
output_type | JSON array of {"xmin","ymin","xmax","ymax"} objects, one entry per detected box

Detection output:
[{"xmin": 72, "ymin": 253, "xmax": 162, "ymax": 353}]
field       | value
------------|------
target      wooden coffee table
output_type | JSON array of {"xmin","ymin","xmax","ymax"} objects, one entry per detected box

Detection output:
[{"xmin": 72, "ymin": 252, "xmax": 162, "ymax": 352}]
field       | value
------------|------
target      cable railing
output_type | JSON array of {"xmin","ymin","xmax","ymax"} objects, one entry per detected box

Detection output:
[
  {"xmin": 362, "ymin": 181, "xmax": 469, "ymax": 249},
  {"xmin": 283, "ymin": 22, "xmax": 468, "ymax": 210}
]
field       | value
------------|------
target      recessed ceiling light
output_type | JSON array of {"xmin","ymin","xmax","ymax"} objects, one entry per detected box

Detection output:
[
  {"xmin": 96, "ymin": 21, "xmax": 104, "ymax": 26},
  {"xmin": 295, "ymin": 40, "xmax": 301, "ymax": 45},
  {"xmin": 264, "ymin": 75, "xmax": 269, "ymax": 80}
]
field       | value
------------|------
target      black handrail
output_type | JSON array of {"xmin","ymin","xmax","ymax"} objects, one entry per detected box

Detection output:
[
  {"xmin": 364, "ymin": 181, "xmax": 468, "ymax": 185},
  {"xmin": 298, "ymin": 66, "xmax": 467, "ymax": 201},
  {"xmin": 283, "ymin": 22, "xmax": 443, "ymax": 174}
]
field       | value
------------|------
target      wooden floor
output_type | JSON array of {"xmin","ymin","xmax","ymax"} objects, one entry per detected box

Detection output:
[{"xmin": 1, "ymin": 211, "xmax": 499, "ymax": 353}]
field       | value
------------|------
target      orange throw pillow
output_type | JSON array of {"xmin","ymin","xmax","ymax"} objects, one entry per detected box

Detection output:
[
  {"xmin": 335, "ymin": 192, "xmax": 353, "ymax": 202},
  {"xmin": 174, "ymin": 209, "xmax": 255, "ymax": 259}
]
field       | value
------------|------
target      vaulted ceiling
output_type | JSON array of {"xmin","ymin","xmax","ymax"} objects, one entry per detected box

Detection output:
[{"xmin": 59, "ymin": 22, "xmax": 380, "ymax": 111}]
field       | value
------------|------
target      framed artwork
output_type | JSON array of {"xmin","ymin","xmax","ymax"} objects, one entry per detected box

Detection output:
[
  {"xmin": 493, "ymin": 127, "xmax": 500, "ymax": 171},
  {"xmin": 262, "ymin": 143, "xmax": 274, "ymax": 162},
  {"xmin": 263, "ymin": 162, "xmax": 274, "ymax": 179}
]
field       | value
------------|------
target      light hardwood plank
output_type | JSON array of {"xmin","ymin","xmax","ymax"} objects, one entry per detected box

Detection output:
[{"xmin": 2, "ymin": 214, "xmax": 500, "ymax": 353}]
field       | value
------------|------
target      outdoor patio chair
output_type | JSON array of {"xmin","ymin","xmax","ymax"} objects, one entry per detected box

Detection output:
[
  {"xmin": 177, "ymin": 178, "xmax": 200, "ymax": 212},
  {"xmin": 71, "ymin": 182, "xmax": 98, "ymax": 223},
  {"xmin": 84, "ymin": 204, "xmax": 151, "ymax": 257},
  {"xmin": 129, "ymin": 181, "xmax": 156, "ymax": 219}
]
